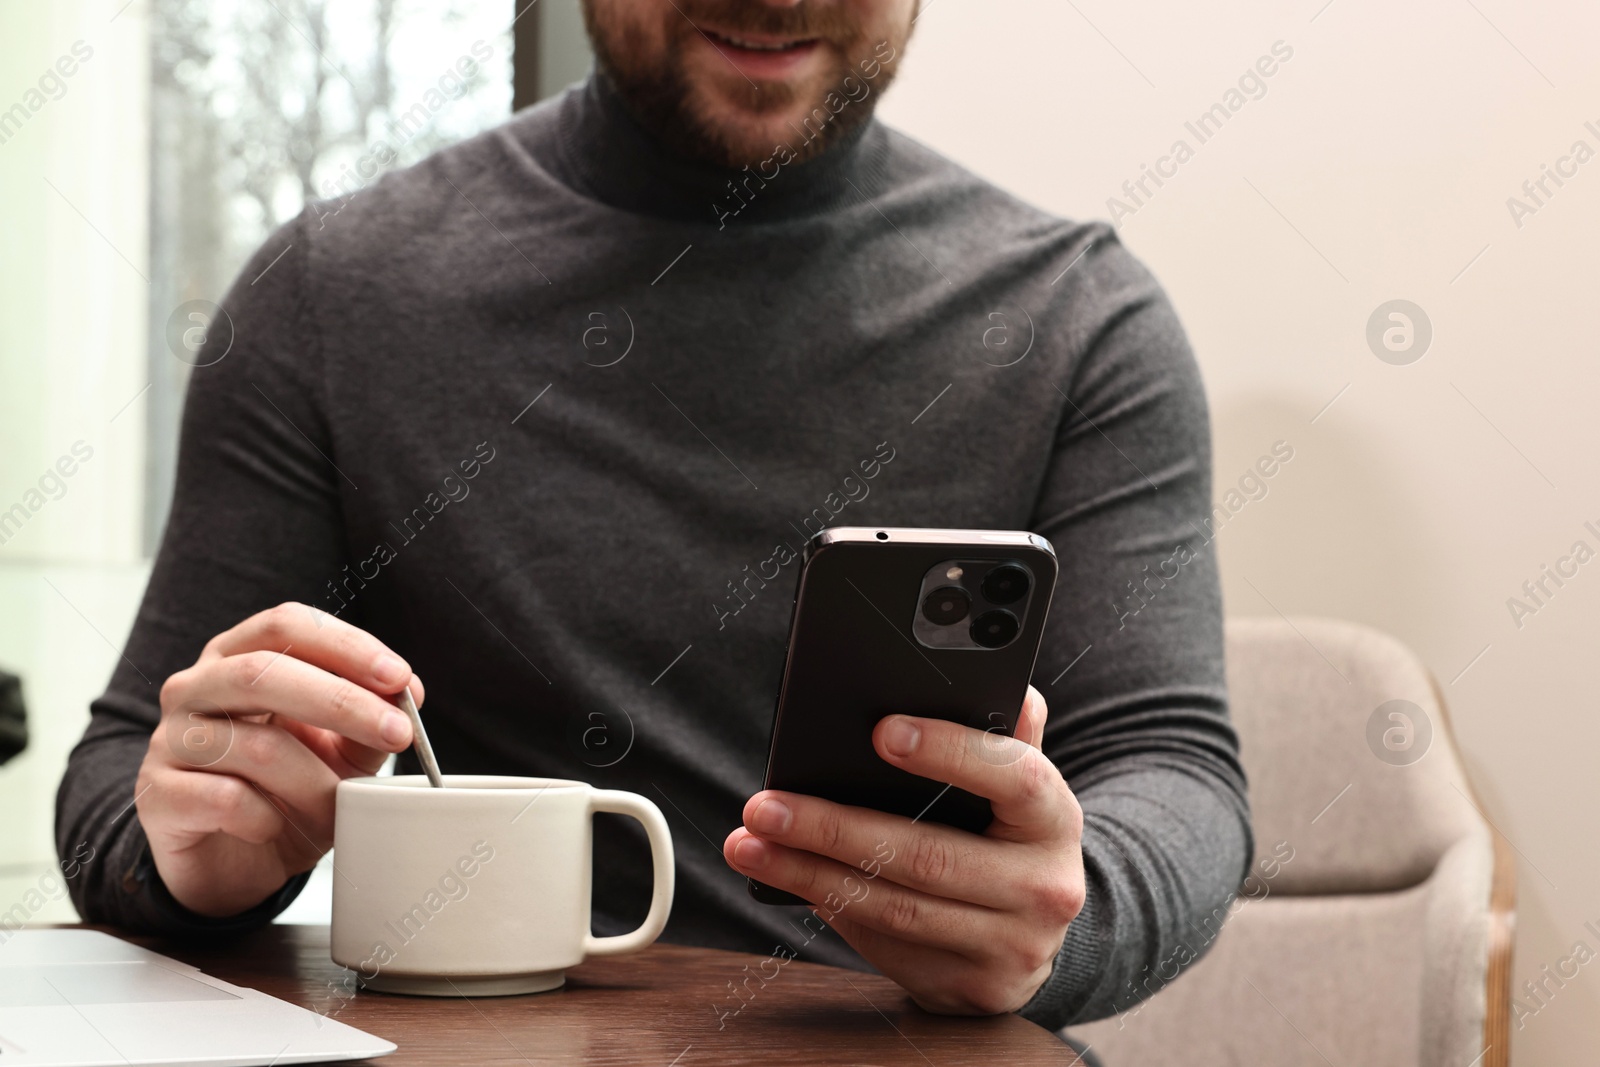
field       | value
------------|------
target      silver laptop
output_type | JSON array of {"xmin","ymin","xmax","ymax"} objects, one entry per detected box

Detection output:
[{"xmin": 0, "ymin": 928, "xmax": 394, "ymax": 1066}]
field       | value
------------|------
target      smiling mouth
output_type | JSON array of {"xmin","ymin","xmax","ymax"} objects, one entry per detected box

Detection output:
[{"xmin": 703, "ymin": 28, "xmax": 819, "ymax": 53}]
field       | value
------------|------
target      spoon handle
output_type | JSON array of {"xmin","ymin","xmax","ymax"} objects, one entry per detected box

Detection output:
[{"xmin": 397, "ymin": 687, "xmax": 444, "ymax": 787}]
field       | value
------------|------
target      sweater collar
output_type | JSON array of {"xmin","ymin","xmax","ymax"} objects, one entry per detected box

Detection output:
[{"xmin": 549, "ymin": 71, "xmax": 886, "ymax": 225}]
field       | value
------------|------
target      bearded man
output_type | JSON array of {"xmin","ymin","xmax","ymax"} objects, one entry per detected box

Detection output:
[{"xmin": 59, "ymin": 0, "xmax": 1251, "ymax": 1037}]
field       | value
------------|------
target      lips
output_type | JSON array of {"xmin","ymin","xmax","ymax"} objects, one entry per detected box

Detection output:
[
  {"xmin": 697, "ymin": 25, "xmax": 823, "ymax": 79},
  {"xmin": 703, "ymin": 28, "xmax": 819, "ymax": 53}
]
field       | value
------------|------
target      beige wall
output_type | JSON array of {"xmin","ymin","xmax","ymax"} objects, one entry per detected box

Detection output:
[
  {"xmin": 0, "ymin": 0, "xmax": 151, "ymax": 920},
  {"xmin": 879, "ymin": 1, "xmax": 1600, "ymax": 1061},
  {"xmin": 0, "ymin": 0, "xmax": 148, "ymax": 566}
]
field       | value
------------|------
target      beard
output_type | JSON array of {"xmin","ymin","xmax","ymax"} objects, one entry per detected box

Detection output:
[{"xmin": 583, "ymin": 0, "xmax": 909, "ymax": 168}]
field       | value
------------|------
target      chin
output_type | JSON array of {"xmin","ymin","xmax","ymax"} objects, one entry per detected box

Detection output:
[
  {"xmin": 698, "ymin": 109, "xmax": 803, "ymax": 164},
  {"xmin": 595, "ymin": 18, "xmax": 897, "ymax": 170},
  {"xmin": 686, "ymin": 80, "xmax": 851, "ymax": 166}
]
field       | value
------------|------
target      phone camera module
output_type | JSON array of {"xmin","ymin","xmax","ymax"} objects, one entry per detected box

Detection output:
[
  {"xmin": 980, "ymin": 563, "xmax": 1030, "ymax": 606},
  {"xmin": 970, "ymin": 609, "xmax": 1020, "ymax": 649},
  {"xmin": 920, "ymin": 586, "xmax": 971, "ymax": 626}
]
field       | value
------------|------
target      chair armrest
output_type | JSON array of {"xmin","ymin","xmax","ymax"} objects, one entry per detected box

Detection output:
[
  {"xmin": 1427, "ymin": 673, "xmax": 1516, "ymax": 1067},
  {"xmin": 1419, "ymin": 830, "xmax": 1496, "ymax": 1067}
]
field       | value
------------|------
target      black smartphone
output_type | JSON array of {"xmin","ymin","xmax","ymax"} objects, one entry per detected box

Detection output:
[{"xmin": 749, "ymin": 526, "xmax": 1058, "ymax": 905}]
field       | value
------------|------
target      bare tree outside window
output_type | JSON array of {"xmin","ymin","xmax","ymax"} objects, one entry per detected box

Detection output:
[{"xmin": 144, "ymin": 0, "xmax": 513, "ymax": 552}]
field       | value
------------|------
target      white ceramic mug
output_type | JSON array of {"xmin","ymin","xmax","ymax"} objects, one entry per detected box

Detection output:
[{"xmin": 331, "ymin": 775, "xmax": 675, "ymax": 996}]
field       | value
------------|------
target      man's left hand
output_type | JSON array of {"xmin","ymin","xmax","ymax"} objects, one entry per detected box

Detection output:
[{"xmin": 722, "ymin": 686, "xmax": 1085, "ymax": 1015}]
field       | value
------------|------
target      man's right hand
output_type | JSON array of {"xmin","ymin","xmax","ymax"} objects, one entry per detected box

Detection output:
[{"xmin": 136, "ymin": 603, "xmax": 421, "ymax": 918}]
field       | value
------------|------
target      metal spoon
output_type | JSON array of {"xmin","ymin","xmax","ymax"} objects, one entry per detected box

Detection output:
[{"xmin": 396, "ymin": 686, "xmax": 444, "ymax": 788}]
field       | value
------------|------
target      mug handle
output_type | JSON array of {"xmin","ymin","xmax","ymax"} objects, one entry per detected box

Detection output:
[{"xmin": 582, "ymin": 789, "xmax": 676, "ymax": 957}]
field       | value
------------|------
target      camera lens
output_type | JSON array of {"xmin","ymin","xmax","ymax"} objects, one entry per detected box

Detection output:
[
  {"xmin": 970, "ymin": 610, "xmax": 1020, "ymax": 649},
  {"xmin": 981, "ymin": 564, "xmax": 1030, "ymax": 606},
  {"xmin": 920, "ymin": 586, "xmax": 971, "ymax": 626}
]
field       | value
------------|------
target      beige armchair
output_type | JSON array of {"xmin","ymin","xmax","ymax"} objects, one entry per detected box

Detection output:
[{"xmin": 1065, "ymin": 617, "xmax": 1515, "ymax": 1066}]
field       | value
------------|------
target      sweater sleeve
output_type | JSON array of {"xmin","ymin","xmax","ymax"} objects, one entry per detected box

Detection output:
[
  {"xmin": 1014, "ymin": 230, "xmax": 1253, "ymax": 1030},
  {"xmin": 54, "ymin": 208, "xmax": 347, "ymax": 933}
]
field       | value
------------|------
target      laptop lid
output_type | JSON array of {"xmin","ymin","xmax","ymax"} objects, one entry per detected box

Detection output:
[{"xmin": 0, "ymin": 928, "xmax": 395, "ymax": 1066}]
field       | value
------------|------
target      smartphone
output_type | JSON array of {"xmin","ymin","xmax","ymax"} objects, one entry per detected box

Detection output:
[{"xmin": 749, "ymin": 526, "xmax": 1058, "ymax": 905}]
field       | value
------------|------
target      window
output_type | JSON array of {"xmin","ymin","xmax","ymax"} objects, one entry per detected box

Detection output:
[{"xmin": 144, "ymin": 0, "xmax": 517, "ymax": 551}]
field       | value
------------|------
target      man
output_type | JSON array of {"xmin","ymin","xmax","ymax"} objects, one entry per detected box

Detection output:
[{"xmin": 57, "ymin": 0, "xmax": 1251, "ymax": 1033}]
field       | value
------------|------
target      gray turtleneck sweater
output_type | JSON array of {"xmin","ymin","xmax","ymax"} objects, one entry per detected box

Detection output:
[{"xmin": 57, "ymin": 74, "xmax": 1251, "ymax": 1031}]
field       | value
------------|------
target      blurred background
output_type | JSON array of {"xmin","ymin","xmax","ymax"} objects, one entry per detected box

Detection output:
[{"xmin": 2, "ymin": 1, "xmax": 1596, "ymax": 1061}]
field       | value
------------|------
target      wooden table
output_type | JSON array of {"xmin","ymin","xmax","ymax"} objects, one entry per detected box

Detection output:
[{"xmin": 117, "ymin": 923, "xmax": 1083, "ymax": 1066}]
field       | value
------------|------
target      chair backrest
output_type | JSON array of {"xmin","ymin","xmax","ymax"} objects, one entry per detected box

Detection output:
[
  {"xmin": 1065, "ymin": 618, "xmax": 1505, "ymax": 1067},
  {"xmin": 1226, "ymin": 616, "xmax": 1483, "ymax": 894}
]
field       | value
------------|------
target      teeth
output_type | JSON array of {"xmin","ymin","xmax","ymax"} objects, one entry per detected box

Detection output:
[{"xmin": 719, "ymin": 34, "xmax": 802, "ymax": 52}]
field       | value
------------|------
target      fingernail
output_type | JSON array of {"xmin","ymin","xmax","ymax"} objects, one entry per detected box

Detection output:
[
  {"xmin": 750, "ymin": 798, "xmax": 791, "ymax": 835},
  {"xmin": 381, "ymin": 710, "xmax": 412, "ymax": 747},
  {"xmin": 372, "ymin": 653, "xmax": 408, "ymax": 687},
  {"xmin": 734, "ymin": 836, "xmax": 770, "ymax": 870},
  {"xmin": 882, "ymin": 717, "xmax": 920, "ymax": 758}
]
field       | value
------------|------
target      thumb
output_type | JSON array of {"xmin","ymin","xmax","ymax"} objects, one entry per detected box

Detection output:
[{"xmin": 1019, "ymin": 686, "xmax": 1047, "ymax": 750}]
